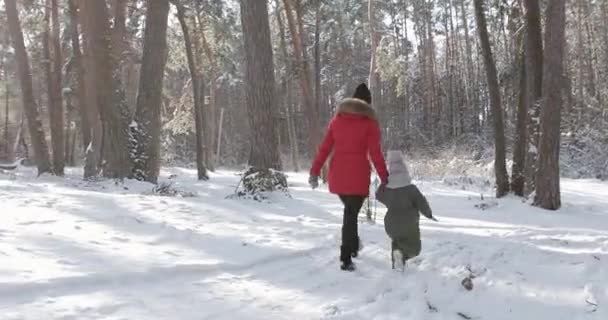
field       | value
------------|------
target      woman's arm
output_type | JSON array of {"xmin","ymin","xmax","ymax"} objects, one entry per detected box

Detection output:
[
  {"xmin": 368, "ymin": 121, "xmax": 389, "ymax": 184},
  {"xmin": 310, "ymin": 121, "xmax": 335, "ymax": 176}
]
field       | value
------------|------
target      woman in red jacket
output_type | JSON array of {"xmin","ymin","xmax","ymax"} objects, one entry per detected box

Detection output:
[{"xmin": 309, "ymin": 84, "xmax": 389, "ymax": 271}]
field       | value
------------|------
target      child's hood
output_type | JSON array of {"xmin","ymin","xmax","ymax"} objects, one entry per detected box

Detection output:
[{"xmin": 386, "ymin": 150, "xmax": 412, "ymax": 189}]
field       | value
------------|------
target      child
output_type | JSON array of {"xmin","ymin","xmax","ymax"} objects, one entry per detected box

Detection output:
[{"xmin": 376, "ymin": 150, "xmax": 436, "ymax": 270}]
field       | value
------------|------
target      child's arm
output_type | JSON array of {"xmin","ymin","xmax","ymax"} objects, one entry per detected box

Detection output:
[
  {"xmin": 412, "ymin": 186, "xmax": 434, "ymax": 220},
  {"xmin": 375, "ymin": 186, "xmax": 388, "ymax": 206}
]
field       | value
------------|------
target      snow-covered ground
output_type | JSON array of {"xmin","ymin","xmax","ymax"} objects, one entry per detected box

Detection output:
[{"xmin": 0, "ymin": 167, "xmax": 607, "ymax": 320}]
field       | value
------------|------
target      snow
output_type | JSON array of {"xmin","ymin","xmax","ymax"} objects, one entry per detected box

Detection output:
[{"xmin": 0, "ymin": 167, "xmax": 607, "ymax": 319}]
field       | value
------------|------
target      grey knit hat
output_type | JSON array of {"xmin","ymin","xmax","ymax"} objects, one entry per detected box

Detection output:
[{"xmin": 386, "ymin": 150, "xmax": 412, "ymax": 188}]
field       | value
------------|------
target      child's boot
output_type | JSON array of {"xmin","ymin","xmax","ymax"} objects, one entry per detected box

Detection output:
[{"xmin": 392, "ymin": 249, "xmax": 406, "ymax": 272}]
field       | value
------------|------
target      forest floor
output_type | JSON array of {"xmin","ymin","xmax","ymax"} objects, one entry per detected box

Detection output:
[{"xmin": 0, "ymin": 167, "xmax": 607, "ymax": 320}]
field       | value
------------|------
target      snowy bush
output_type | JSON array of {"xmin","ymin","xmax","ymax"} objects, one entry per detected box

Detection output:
[
  {"xmin": 146, "ymin": 182, "xmax": 197, "ymax": 198},
  {"xmin": 560, "ymin": 121, "xmax": 608, "ymax": 180},
  {"xmin": 232, "ymin": 167, "xmax": 289, "ymax": 201}
]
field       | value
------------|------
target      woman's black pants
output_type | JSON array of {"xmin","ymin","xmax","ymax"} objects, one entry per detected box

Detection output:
[{"xmin": 338, "ymin": 195, "xmax": 365, "ymax": 263}]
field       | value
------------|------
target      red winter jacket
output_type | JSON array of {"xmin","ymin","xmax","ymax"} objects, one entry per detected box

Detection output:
[{"xmin": 311, "ymin": 98, "xmax": 389, "ymax": 196}]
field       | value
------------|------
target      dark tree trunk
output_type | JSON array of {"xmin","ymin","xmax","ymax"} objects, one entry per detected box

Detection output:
[
  {"xmin": 283, "ymin": 0, "xmax": 321, "ymax": 157},
  {"xmin": 2, "ymin": 34, "xmax": 10, "ymax": 160},
  {"xmin": 460, "ymin": 0, "xmax": 478, "ymax": 133},
  {"xmin": 43, "ymin": 0, "xmax": 65, "ymax": 175},
  {"xmin": 534, "ymin": 0, "xmax": 566, "ymax": 210},
  {"xmin": 523, "ymin": 0, "xmax": 543, "ymax": 195},
  {"xmin": 131, "ymin": 0, "xmax": 170, "ymax": 183},
  {"xmin": 473, "ymin": 0, "xmax": 510, "ymax": 197},
  {"xmin": 276, "ymin": 0, "xmax": 300, "ymax": 171},
  {"xmin": 314, "ymin": 1, "xmax": 322, "ymax": 120},
  {"xmin": 4, "ymin": 0, "xmax": 53, "ymax": 175},
  {"xmin": 175, "ymin": 2, "xmax": 209, "ymax": 180},
  {"xmin": 240, "ymin": 0, "xmax": 282, "ymax": 170},
  {"xmin": 68, "ymin": 0, "xmax": 91, "ymax": 152},
  {"xmin": 79, "ymin": 0, "xmax": 103, "ymax": 179},
  {"xmin": 51, "ymin": 0, "xmax": 64, "ymax": 173},
  {"xmin": 512, "ymin": 49, "xmax": 528, "ymax": 196},
  {"xmin": 368, "ymin": 0, "xmax": 382, "ymax": 115},
  {"xmin": 81, "ymin": 0, "xmax": 131, "ymax": 179},
  {"xmin": 198, "ymin": 17, "xmax": 218, "ymax": 169}
]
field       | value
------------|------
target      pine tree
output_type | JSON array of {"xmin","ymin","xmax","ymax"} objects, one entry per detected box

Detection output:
[
  {"xmin": 4, "ymin": 0, "xmax": 53, "ymax": 175},
  {"xmin": 473, "ymin": 0, "xmax": 510, "ymax": 197},
  {"xmin": 131, "ymin": 0, "xmax": 170, "ymax": 183},
  {"xmin": 534, "ymin": 0, "xmax": 566, "ymax": 210},
  {"xmin": 240, "ymin": 0, "xmax": 281, "ymax": 170}
]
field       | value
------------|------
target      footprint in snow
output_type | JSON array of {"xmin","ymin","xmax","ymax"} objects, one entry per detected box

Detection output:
[
  {"xmin": 57, "ymin": 259, "xmax": 79, "ymax": 266},
  {"xmin": 111, "ymin": 236, "xmax": 131, "ymax": 243},
  {"xmin": 322, "ymin": 304, "xmax": 341, "ymax": 317},
  {"xmin": 164, "ymin": 250, "xmax": 181, "ymax": 257},
  {"xmin": 18, "ymin": 219, "xmax": 57, "ymax": 226}
]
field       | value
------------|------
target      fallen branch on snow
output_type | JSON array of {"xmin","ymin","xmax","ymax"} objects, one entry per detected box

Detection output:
[{"xmin": 0, "ymin": 158, "xmax": 25, "ymax": 170}]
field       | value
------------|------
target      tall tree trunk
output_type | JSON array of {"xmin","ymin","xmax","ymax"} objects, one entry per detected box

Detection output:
[
  {"xmin": 131, "ymin": 0, "xmax": 170, "ymax": 183},
  {"xmin": 523, "ymin": 0, "xmax": 543, "ymax": 195},
  {"xmin": 283, "ymin": 0, "xmax": 321, "ymax": 157},
  {"xmin": 473, "ymin": 0, "xmax": 510, "ymax": 197},
  {"xmin": 79, "ymin": 1, "xmax": 102, "ymax": 178},
  {"xmin": 197, "ymin": 16, "xmax": 218, "ymax": 170},
  {"xmin": 460, "ymin": 0, "xmax": 478, "ymax": 133},
  {"xmin": 4, "ymin": 0, "xmax": 53, "ymax": 175},
  {"xmin": 314, "ymin": 1, "xmax": 322, "ymax": 119},
  {"xmin": 534, "ymin": 0, "xmax": 565, "ymax": 210},
  {"xmin": 2, "ymin": 33, "xmax": 9, "ymax": 160},
  {"xmin": 512, "ymin": 49, "xmax": 528, "ymax": 196},
  {"xmin": 68, "ymin": 0, "xmax": 90, "ymax": 150},
  {"xmin": 240, "ymin": 0, "xmax": 281, "ymax": 170},
  {"xmin": 175, "ymin": 2, "xmax": 209, "ymax": 180},
  {"xmin": 368, "ymin": 0, "xmax": 382, "ymax": 118},
  {"xmin": 51, "ymin": 0, "xmax": 65, "ymax": 172},
  {"xmin": 42, "ymin": 0, "xmax": 65, "ymax": 175},
  {"xmin": 276, "ymin": 0, "xmax": 300, "ymax": 171},
  {"xmin": 189, "ymin": 16, "xmax": 214, "ymax": 172},
  {"xmin": 79, "ymin": 0, "xmax": 103, "ymax": 179},
  {"xmin": 81, "ymin": 0, "xmax": 131, "ymax": 179},
  {"xmin": 111, "ymin": 0, "xmax": 128, "ymax": 69}
]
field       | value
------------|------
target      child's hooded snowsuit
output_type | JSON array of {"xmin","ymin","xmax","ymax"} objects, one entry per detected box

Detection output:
[{"xmin": 376, "ymin": 151, "xmax": 433, "ymax": 258}]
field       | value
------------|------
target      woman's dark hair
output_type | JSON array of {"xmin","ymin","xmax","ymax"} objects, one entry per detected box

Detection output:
[{"xmin": 353, "ymin": 83, "xmax": 372, "ymax": 104}]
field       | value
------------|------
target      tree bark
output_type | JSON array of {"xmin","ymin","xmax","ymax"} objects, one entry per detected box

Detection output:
[
  {"xmin": 131, "ymin": 0, "xmax": 170, "ymax": 183},
  {"xmin": 197, "ymin": 15, "xmax": 218, "ymax": 170},
  {"xmin": 240, "ymin": 0, "xmax": 282, "ymax": 170},
  {"xmin": 68, "ymin": 0, "xmax": 90, "ymax": 151},
  {"xmin": 473, "ymin": 0, "xmax": 510, "ymax": 197},
  {"xmin": 276, "ymin": 0, "xmax": 300, "ymax": 171},
  {"xmin": 368, "ymin": 0, "xmax": 382, "ymax": 112},
  {"xmin": 460, "ymin": 0, "xmax": 478, "ymax": 133},
  {"xmin": 534, "ymin": 0, "xmax": 565, "ymax": 210},
  {"xmin": 79, "ymin": 0, "xmax": 103, "ymax": 179},
  {"xmin": 111, "ymin": 0, "xmax": 128, "ymax": 68},
  {"xmin": 42, "ymin": 0, "xmax": 65, "ymax": 175},
  {"xmin": 512, "ymin": 49, "xmax": 528, "ymax": 196},
  {"xmin": 81, "ymin": 0, "xmax": 131, "ymax": 179},
  {"xmin": 4, "ymin": 0, "xmax": 53, "ymax": 175},
  {"xmin": 2, "ymin": 34, "xmax": 9, "ymax": 160},
  {"xmin": 283, "ymin": 0, "xmax": 321, "ymax": 157},
  {"xmin": 314, "ymin": 1, "xmax": 322, "ymax": 120},
  {"xmin": 523, "ymin": 0, "xmax": 543, "ymax": 195},
  {"xmin": 175, "ymin": 1, "xmax": 209, "ymax": 180}
]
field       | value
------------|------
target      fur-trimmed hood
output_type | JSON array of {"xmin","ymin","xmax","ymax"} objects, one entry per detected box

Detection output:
[{"xmin": 336, "ymin": 98, "xmax": 376, "ymax": 120}]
